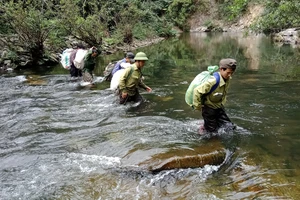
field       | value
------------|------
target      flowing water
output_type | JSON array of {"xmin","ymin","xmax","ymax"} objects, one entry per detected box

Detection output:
[{"xmin": 1, "ymin": 33, "xmax": 300, "ymax": 199}]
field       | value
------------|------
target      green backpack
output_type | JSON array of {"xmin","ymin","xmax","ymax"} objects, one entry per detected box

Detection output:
[{"xmin": 185, "ymin": 66, "xmax": 220, "ymax": 108}]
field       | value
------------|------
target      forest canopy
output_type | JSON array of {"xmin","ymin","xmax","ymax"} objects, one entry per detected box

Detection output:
[{"xmin": 0, "ymin": 0, "xmax": 299, "ymax": 67}]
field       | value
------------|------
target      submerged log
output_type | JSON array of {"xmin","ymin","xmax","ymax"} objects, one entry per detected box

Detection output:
[
  {"xmin": 138, "ymin": 139, "xmax": 227, "ymax": 173},
  {"xmin": 150, "ymin": 150, "xmax": 226, "ymax": 173}
]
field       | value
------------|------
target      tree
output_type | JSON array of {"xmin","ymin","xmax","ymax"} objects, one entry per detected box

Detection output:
[
  {"xmin": 1, "ymin": 0, "xmax": 57, "ymax": 66},
  {"xmin": 252, "ymin": 0, "xmax": 300, "ymax": 33},
  {"xmin": 59, "ymin": 0, "xmax": 106, "ymax": 47}
]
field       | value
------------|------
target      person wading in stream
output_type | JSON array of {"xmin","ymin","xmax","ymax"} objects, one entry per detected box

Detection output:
[
  {"xmin": 118, "ymin": 52, "xmax": 152, "ymax": 105},
  {"xmin": 111, "ymin": 52, "xmax": 135, "ymax": 76},
  {"xmin": 69, "ymin": 44, "xmax": 84, "ymax": 79},
  {"xmin": 82, "ymin": 47, "xmax": 100, "ymax": 84},
  {"xmin": 193, "ymin": 58, "xmax": 237, "ymax": 134}
]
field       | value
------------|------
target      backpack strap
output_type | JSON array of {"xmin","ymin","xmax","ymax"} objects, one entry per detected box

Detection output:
[
  {"xmin": 208, "ymin": 72, "xmax": 220, "ymax": 95},
  {"xmin": 126, "ymin": 66, "xmax": 134, "ymax": 81},
  {"xmin": 200, "ymin": 72, "xmax": 220, "ymax": 105}
]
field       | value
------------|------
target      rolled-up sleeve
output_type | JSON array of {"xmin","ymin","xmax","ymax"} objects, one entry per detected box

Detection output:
[{"xmin": 138, "ymin": 80, "xmax": 147, "ymax": 90}]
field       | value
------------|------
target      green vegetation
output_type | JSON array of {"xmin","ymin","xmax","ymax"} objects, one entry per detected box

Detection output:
[
  {"xmin": 0, "ymin": 0, "xmax": 299, "ymax": 68},
  {"xmin": 218, "ymin": 0, "xmax": 249, "ymax": 21},
  {"xmin": 0, "ymin": 0, "xmax": 201, "ymax": 66},
  {"xmin": 218, "ymin": 0, "xmax": 300, "ymax": 33},
  {"xmin": 252, "ymin": 0, "xmax": 300, "ymax": 33},
  {"xmin": 1, "ymin": 1, "xmax": 57, "ymax": 65}
]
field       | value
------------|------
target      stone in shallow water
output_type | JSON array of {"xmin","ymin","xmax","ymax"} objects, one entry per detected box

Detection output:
[
  {"xmin": 149, "ymin": 150, "xmax": 226, "ymax": 173},
  {"xmin": 26, "ymin": 75, "xmax": 47, "ymax": 86},
  {"xmin": 139, "ymin": 139, "xmax": 227, "ymax": 173}
]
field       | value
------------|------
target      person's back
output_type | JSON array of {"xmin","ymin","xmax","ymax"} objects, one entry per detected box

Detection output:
[
  {"xmin": 110, "ymin": 62, "xmax": 132, "ymax": 90},
  {"xmin": 111, "ymin": 58, "xmax": 126, "ymax": 75},
  {"xmin": 111, "ymin": 52, "xmax": 135, "ymax": 75}
]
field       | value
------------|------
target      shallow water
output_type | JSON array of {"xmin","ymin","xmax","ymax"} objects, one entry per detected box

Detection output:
[{"xmin": 1, "ymin": 32, "xmax": 300, "ymax": 199}]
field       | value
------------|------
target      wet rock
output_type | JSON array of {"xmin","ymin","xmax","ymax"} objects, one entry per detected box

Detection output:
[
  {"xmin": 149, "ymin": 150, "xmax": 226, "ymax": 173},
  {"xmin": 26, "ymin": 75, "xmax": 47, "ymax": 86},
  {"xmin": 191, "ymin": 25, "xmax": 224, "ymax": 33},
  {"xmin": 4, "ymin": 60, "xmax": 11, "ymax": 67},
  {"xmin": 190, "ymin": 26, "xmax": 210, "ymax": 32},
  {"xmin": 138, "ymin": 139, "xmax": 227, "ymax": 173},
  {"xmin": 273, "ymin": 28, "xmax": 300, "ymax": 45}
]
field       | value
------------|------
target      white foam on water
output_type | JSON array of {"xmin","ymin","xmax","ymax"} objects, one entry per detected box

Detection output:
[
  {"xmin": 65, "ymin": 153, "xmax": 121, "ymax": 173},
  {"xmin": 93, "ymin": 76, "xmax": 104, "ymax": 83},
  {"xmin": 197, "ymin": 165, "xmax": 220, "ymax": 181},
  {"xmin": 144, "ymin": 164, "xmax": 221, "ymax": 187},
  {"xmin": 80, "ymin": 81, "xmax": 92, "ymax": 86},
  {"xmin": 16, "ymin": 75, "xmax": 27, "ymax": 82}
]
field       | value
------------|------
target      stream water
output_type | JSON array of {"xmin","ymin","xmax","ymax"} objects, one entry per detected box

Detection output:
[{"xmin": 1, "ymin": 32, "xmax": 300, "ymax": 199}]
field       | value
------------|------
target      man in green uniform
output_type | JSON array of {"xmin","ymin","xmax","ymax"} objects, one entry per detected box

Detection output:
[
  {"xmin": 118, "ymin": 52, "xmax": 152, "ymax": 104},
  {"xmin": 82, "ymin": 47, "xmax": 100, "ymax": 84},
  {"xmin": 193, "ymin": 58, "xmax": 237, "ymax": 133}
]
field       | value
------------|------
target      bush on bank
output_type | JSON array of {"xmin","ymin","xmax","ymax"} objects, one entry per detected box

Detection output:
[{"xmin": 0, "ymin": 0, "xmax": 299, "ymax": 69}]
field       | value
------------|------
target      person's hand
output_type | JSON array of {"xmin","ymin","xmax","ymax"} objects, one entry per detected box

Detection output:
[
  {"xmin": 146, "ymin": 87, "xmax": 152, "ymax": 92},
  {"xmin": 122, "ymin": 92, "xmax": 128, "ymax": 98}
]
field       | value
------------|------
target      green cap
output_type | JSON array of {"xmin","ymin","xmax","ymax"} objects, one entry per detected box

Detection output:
[{"xmin": 134, "ymin": 52, "xmax": 148, "ymax": 61}]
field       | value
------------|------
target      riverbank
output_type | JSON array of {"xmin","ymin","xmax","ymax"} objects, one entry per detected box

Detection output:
[
  {"xmin": 0, "ymin": 36, "xmax": 165, "ymax": 72},
  {"xmin": 1, "ymin": 0, "xmax": 299, "ymax": 72}
]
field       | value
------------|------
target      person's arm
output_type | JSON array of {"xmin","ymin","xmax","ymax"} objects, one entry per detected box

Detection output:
[
  {"xmin": 193, "ymin": 80, "xmax": 215, "ymax": 110},
  {"xmin": 193, "ymin": 87, "xmax": 203, "ymax": 110},
  {"xmin": 139, "ymin": 81, "xmax": 152, "ymax": 92},
  {"xmin": 138, "ymin": 79, "xmax": 148, "ymax": 90}
]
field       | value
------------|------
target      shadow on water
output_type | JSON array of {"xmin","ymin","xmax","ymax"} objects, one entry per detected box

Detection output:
[{"xmin": 1, "ymin": 32, "xmax": 300, "ymax": 199}]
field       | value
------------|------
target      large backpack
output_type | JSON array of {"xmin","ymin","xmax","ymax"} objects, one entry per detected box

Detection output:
[
  {"xmin": 103, "ymin": 61, "xmax": 118, "ymax": 81},
  {"xmin": 185, "ymin": 66, "xmax": 220, "ymax": 108},
  {"xmin": 60, "ymin": 48, "xmax": 74, "ymax": 70},
  {"xmin": 110, "ymin": 66, "xmax": 134, "ymax": 90},
  {"xmin": 73, "ymin": 49, "xmax": 88, "ymax": 69}
]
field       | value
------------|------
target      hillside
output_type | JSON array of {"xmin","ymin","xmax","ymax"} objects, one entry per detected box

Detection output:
[{"xmin": 189, "ymin": 1, "xmax": 265, "ymax": 32}]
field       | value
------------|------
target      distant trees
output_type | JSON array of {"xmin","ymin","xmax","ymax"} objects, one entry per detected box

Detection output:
[
  {"xmin": 253, "ymin": 0, "xmax": 300, "ymax": 33},
  {"xmin": 0, "ymin": 0, "xmax": 299, "ymax": 67},
  {"xmin": 1, "ymin": 1, "xmax": 57, "ymax": 65},
  {"xmin": 218, "ymin": 0, "xmax": 300, "ymax": 33},
  {"xmin": 59, "ymin": 0, "xmax": 105, "ymax": 47},
  {"xmin": 1, "ymin": 0, "xmax": 190, "ymax": 66}
]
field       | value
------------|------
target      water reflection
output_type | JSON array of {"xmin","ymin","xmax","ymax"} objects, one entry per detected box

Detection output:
[
  {"xmin": 186, "ymin": 33, "xmax": 264, "ymax": 70},
  {"xmin": 1, "ymin": 33, "xmax": 300, "ymax": 199}
]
